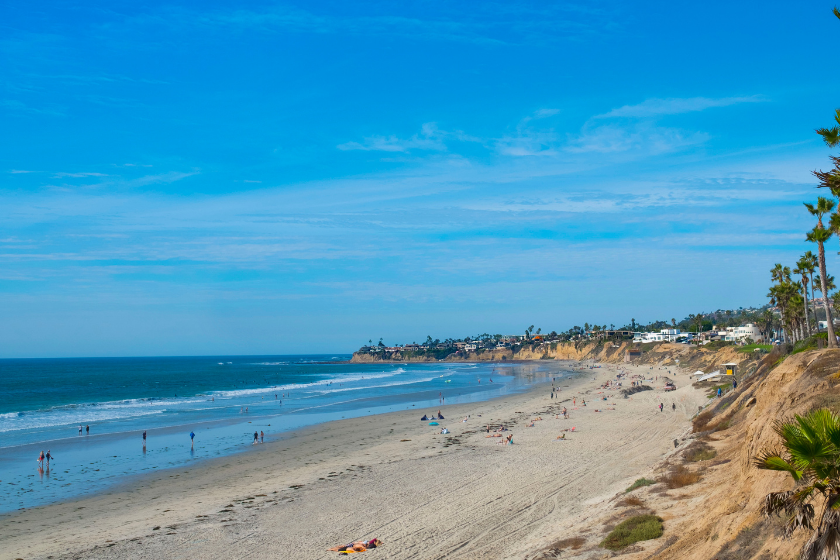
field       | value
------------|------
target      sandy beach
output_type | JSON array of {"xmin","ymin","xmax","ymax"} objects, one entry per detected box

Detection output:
[{"xmin": 1, "ymin": 362, "xmax": 706, "ymax": 560}]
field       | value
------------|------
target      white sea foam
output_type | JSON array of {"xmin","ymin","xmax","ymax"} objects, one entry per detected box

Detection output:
[
  {"xmin": 311, "ymin": 376, "xmax": 440, "ymax": 395},
  {"xmin": 0, "ymin": 366, "xmax": 424, "ymax": 434},
  {"xmin": 209, "ymin": 369, "xmax": 406, "ymax": 399},
  {"xmin": 0, "ymin": 408, "xmax": 166, "ymax": 434}
]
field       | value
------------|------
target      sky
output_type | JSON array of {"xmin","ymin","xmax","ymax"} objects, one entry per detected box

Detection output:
[{"xmin": 2, "ymin": 1, "xmax": 839, "ymax": 357}]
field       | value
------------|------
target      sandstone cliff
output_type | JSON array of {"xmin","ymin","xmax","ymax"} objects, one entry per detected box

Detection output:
[
  {"xmin": 351, "ymin": 341, "xmax": 756, "ymax": 374},
  {"xmin": 533, "ymin": 348, "xmax": 840, "ymax": 560}
]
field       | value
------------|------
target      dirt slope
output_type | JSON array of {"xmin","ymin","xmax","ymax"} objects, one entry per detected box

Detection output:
[{"xmin": 533, "ymin": 348, "xmax": 840, "ymax": 560}]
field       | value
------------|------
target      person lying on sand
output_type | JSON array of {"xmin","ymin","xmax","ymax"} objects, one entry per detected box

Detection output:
[
  {"xmin": 527, "ymin": 422, "xmax": 535, "ymax": 427},
  {"xmin": 486, "ymin": 433, "xmax": 502, "ymax": 438},
  {"xmin": 328, "ymin": 538, "xmax": 382, "ymax": 553},
  {"xmin": 556, "ymin": 433, "xmax": 566, "ymax": 440}
]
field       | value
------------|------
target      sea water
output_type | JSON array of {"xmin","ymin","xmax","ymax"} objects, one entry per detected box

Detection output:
[{"xmin": 0, "ymin": 355, "xmax": 572, "ymax": 513}]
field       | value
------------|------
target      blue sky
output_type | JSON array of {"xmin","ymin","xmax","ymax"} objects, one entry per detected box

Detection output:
[{"xmin": 2, "ymin": 1, "xmax": 839, "ymax": 357}]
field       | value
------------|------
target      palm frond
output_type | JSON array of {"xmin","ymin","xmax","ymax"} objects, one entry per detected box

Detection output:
[
  {"xmin": 800, "ymin": 496, "xmax": 840, "ymax": 560},
  {"xmin": 817, "ymin": 127, "xmax": 840, "ymax": 148},
  {"xmin": 763, "ymin": 491, "xmax": 816, "ymax": 539},
  {"xmin": 785, "ymin": 501, "xmax": 816, "ymax": 539},
  {"xmin": 755, "ymin": 448, "xmax": 804, "ymax": 480}
]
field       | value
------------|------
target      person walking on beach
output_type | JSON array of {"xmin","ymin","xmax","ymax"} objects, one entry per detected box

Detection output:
[
  {"xmin": 659, "ymin": 403, "xmax": 663, "ymax": 412},
  {"xmin": 672, "ymin": 403, "xmax": 676, "ymax": 412},
  {"xmin": 79, "ymin": 425, "xmax": 83, "ymax": 435},
  {"xmin": 142, "ymin": 430, "xmax": 147, "ymax": 447},
  {"xmin": 45, "ymin": 450, "xmax": 53, "ymax": 465},
  {"xmin": 260, "ymin": 430, "xmax": 264, "ymax": 443},
  {"xmin": 37, "ymin": 451, "xmax": 44, "ymax": 467},
  {"xmin": 190, "ymin": 431, "xmax": 195, "ymax": 446},
  {"xmin": 86, "ymin": 425, "xmax": 89, "ymax": 435},
  {"xmin": 253, "ymin": 431, "xmax": 259, "ymax": 444}
]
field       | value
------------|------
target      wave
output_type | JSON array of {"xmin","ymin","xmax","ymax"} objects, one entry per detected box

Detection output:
[
  {"xmin": 0, "ymin": 408, "xmax": 165, "ymax": 433},
  {"xmin": 209, "ymin": 369, "xmax": 406, "ymax": 399},
  {"xmin": 0, "ymin": 365, "xmax": 427, "ymax": 433},
  {"xmin": 311, "ymin": 376, "xmax": 441, "ymax": 395}
]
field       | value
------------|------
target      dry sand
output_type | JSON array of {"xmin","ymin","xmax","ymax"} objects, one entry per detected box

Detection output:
[{"xmin": 0, "ymin": 362, "xmax": 706, "ymax": 560}]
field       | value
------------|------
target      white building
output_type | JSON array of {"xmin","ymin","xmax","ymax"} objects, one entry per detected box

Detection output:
[
  {"xmin": 464, "ymin": 343, "xmax": 477, "ymax": 351},
  {"xmin": 632, "ymin": 329, "xmax": 693, "ymax": 343},
  {"xmin": 633, "ymin": 332, "xmax": 665, "ymax": 343},
  {"xmin": 723, "ymin": 323, "xmax": 762, "ymax": 343}
]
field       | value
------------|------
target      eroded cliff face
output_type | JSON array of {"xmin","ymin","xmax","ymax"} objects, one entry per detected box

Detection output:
[
  {"xmin": 642, "ymin": 350, "xmax": 840, "ymax": 560},
  {"xmin": 533, "ymin": 348, "xmax": 840, "ymax": 560},
  {"xmin": 351, "ymin": 341, "xmax": 753, "ymax": 373}
]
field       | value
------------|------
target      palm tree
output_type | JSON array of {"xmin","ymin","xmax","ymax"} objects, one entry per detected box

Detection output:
[
  {"xmin": 805, "ymin": 197, "xmax": 838, "ymax": 347},
  {"xmin": 769, "ymin": 281, "xmax": 801, "ymax": 344},
  {"xmin": 755, "ymin": 408, "xmax": 840, "ymax": 560},
  {"xmin": 795, "ymin": 257, "xmax": 814, "ymax": 336},
  {"xmin": 760, "ymin": 309, "xmax": 775, "ymax": 343},
  {"xmin": 770, "ymin": 264, "xmax": 796, "ymax": 342},
  {"xmin": 800, "ymin": 251, "xmax": 820, "ymax": 332}
]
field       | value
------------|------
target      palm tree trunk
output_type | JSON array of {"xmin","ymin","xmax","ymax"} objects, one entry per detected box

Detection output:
[
  {"xmin": 811, "ymin": 272, "xmax": 821, "ymax": 333},
  {"xmin": 803, "ymin": 281, "xmax": 813, "ymax": 336},
  {"xmin": 818, "ymin": 241, "xmax": 837, "ymax": 348}
]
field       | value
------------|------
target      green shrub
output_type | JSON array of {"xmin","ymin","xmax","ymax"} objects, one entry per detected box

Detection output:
[
  {"xmin": 625, "ymin": 478, "xmax": 656, "ymax": 493},
  {"xmin": 704, "ymin": 340, "xmax": 735, "ymax": 351},
  {"xmin": 737, "ymin": 344, "xmax": 773, "ymax": 354},
  {"xmin": 683, "ymin": 442, "xmax": 717, "ymax": 462},
  {"xmin": 793, "ymin": 333, "xmax": 828, "ymax": 355},
  {"xmin": 600, "ymin": 515, "xmax": 664, "ymax": 550}
]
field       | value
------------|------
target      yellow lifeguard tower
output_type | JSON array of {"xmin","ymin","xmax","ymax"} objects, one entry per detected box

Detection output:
[{"xmin": 723, "ymin": 362, "xmax": 737, "ymax": 376}]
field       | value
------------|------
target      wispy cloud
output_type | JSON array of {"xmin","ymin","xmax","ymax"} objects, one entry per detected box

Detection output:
[
  {"xmin": 566, "ymin": 123, "xmax": 708, "ymax": 154},
  {"xmin": 180, "ymin": 4, "xmax": 613, "ymax": 46},
  {"xmin": 53, "ymin": 172, "xmax": 109, "ymax": 178},
  {"xmin": 9, "ymin": 169, "xmax": 34, "ymax": 174},
  {"xmin": 338, "ymin": 123, "xmax": 453, "ymax": 152},
  {"xmin": 494, "ymin": 131, "xmax": 558, "ymax": 156},
  {"xmin": 596, "ymin": 96, "xmax": 765, "ymax": 119},
  {"xmin": 1, "ymin": 99, "xmax": 64, "ymax": 116}
]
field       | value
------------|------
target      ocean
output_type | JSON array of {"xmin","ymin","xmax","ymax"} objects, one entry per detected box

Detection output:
[{"xmin": 0, "ymin": 355, "xmax": 572, "ymax": 513}]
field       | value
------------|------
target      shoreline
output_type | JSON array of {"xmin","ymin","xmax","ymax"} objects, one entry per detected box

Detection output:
[
  {"xmin": 0, "ymin": 361, "xmax": 565, "ymax": 515},
  {"xmin": 1, "ymin": 361, "xmax": 703, "ymax": 560}
]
